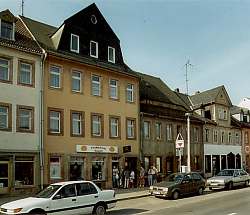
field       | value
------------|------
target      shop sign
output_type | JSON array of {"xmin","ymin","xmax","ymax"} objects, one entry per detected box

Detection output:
[
  {"xmin": 76, "ymin": 145, "xmax": 118, "ymax": 154},
  {"xmin": 123, "ymin": 145, "xmax": 131, "ymax": 153}
]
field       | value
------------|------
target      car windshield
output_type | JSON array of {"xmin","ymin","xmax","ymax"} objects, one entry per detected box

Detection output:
[
  {"xmin": 217, "ymin": 170, "xmax": 234, "ymax": 176},
  {"xmin": 36, "ymin": 185, "xmax": 62, "ymax": 198},
  {"xmin": 166, "ymin": 174, "xmax": 184, "ymax": 183}
]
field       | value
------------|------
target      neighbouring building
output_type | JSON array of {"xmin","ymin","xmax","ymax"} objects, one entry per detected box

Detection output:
[
  {"xmin": 0, "ymin": 10, "xmax": 43, "ymax": 193},
  {"xmin": 138, "ymin": 73, "xmax": 204, "ymax": 181},
  {"xmin": 21, "ymin": 3, "xmax": 140, "ymax": 188},
  {"xmin": 189, "ymin": 86, "xmax": 242, "ymax": 177}
]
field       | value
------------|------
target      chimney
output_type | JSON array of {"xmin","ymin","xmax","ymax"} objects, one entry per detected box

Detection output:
[
  {"xmin": 175, "ymin": 88, "xmax": 180, "ymax": 93},
  {"xmin": 195, "ymin": 91, "xmax": 200, "ymax": 95}
]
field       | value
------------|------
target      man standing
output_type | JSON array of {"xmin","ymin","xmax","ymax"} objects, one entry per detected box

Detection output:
[
  {"xmin": 139, "ymin": 166, "xmax": 145, "ymax": 187},
  {"xmin": 112, "ymin": 166, "xmax": 119, "ymax": 188},
  {"xmin": 124, "ymin": 168, "xmax": 130, "ymax": 189}
]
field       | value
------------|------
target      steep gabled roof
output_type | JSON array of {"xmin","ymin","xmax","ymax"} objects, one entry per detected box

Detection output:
[
  {"xmin": 190, "ymin": 85, "xmax": 232, "ymax": 106},
  {"xmin": 137, "ymin": 72, "xmax": 189, "ymax": 110}
]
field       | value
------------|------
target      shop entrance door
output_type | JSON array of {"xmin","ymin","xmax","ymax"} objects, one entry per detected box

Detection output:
[{"xmin": 0, "ymin": 162, "xmax": 9, "ymax": 193}]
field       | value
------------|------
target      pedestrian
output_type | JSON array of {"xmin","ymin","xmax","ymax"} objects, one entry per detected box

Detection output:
[
  {"xmin": 124, "ymin": 168, "xmax": 130, "ymax": 189},
  {"xmin": 148, "ymin": 166, "xmax": 153, "ymax": 186},
  {"xmin": 152, "ymin": 166, "xmax": 158, "ymax": 184},
  {"xmin": 139, "ymin": 166, "xmax": 145, "ymax": 188},
  {"xmin": 112, "ymin": 166, "xmax": 119, "ymax": 188},
  {"xmin": 130, "ymin": 170, "xmax": 135, "ymax": 188}
]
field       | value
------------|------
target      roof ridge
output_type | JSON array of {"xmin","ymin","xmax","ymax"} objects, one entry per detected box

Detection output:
[{"xmin": 20, "ymin": 15, "xmax": 57, "ymax": 30}]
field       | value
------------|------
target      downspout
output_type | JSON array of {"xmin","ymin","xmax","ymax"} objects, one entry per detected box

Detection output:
[{"xmin": 39, "ymin": 50, "xmax": 47, "ymax": 190}]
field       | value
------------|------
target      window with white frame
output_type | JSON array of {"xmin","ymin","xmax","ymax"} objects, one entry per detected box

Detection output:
[
  {"xmin": 19, "ymin": 62, "xmax": 32, "ymax": 85},
  {"xmin": 228, "ymin": 132, "xmax": 232, "ymax": 144},
  {"xmin": 72, "ymin": 70, "xmax": 82, "ymax": 92},
  {"xmin": 236, "ymin": 132, "xmax": 240, "ymax": 144},
  {"xmin": 110, "ymin": 117, "xmax": 119, "ymax": 138},
  {"xmin": 126, "ymin": 83, "xmax": 134, "ymax": 102},
  {"xmin": 166, "ymin": 124, "xmax": 172, "ymax": 141},
  {"xmin": 49, "ymin": 65, "xmax": 61, "ymax": 88},
  {"xmin": 213, "ymin": 130, "xmax": 218, "ymax": 143},
  {"xmin": 127, "ymin": 118, "xmax": 135, "ymax": 139},
  {"xmin": 221, "ymin": 131, "xmax": 225, "ymax": 143},
  {"xmin": 109, "ymin": 79, "xmax": 118, "ymax": 99},
  {"xmin": 71, "ymin": 112, "xmax": 82, "ymax": 136},
  {"xmin": 90, "ymin": 41, "xmax": 98, "ymax": 58},
  {"xmin": 17, "ymin": 106, "xmax": 33, "ymax": 131},
  {"xmin": 91, "ymin": 75, "xmax": 101, "ymax": 96},
  {"xmin": 49, "ymin": 110, "xmax": 61, "ymax": 134},
  {"xmin": 92, "ymin": 114, "xmax": 102, "ymax": 137},
  {"xmin": 0, "ymin": 104, "xmax": 9, "ymax": 129},
  {"xmin": 143, "ymin": 121, "xmax": 150, "ymax": 139},
  {"xmin": 218, "ymin": 108, "xmax": 227, "ymax": 120},
  {"xmin": 108, "ymin": 46, "xmax": 115, "ymax": 63},
  {"xmin": 70, "ymin": 34, "xmax": 79, "ymax": 53},
  {"xmin": 0, "ymin": 58, "xmax": 10, "ymax": 82},
  {"xmin": 155, "ymin": 122, "xmax": 162, "ymax": 140},
  {"xmin": 50, "ymin": 157, "xmax": 61, "ymax": 179},
  {"xmin": 205, "ymin": 129, "xmax": 209, "ymax": 142},
  {"xmin": 1, "ymin": 20, "xmax": 13, "ymax": 40}
]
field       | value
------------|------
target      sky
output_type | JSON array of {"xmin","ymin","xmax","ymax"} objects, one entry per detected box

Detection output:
[{"xmin": 1, "ymin": 0, "xmax": 250, "ymax": 104}]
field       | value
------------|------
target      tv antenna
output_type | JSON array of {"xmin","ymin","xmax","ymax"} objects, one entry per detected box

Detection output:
[
  {"xmin": 21, "ymin": 0, "xmax": 24, "ymax": 16},
  {"xmin": 184, "ymin": 59, "xmax": 194, "ymax": 95}
]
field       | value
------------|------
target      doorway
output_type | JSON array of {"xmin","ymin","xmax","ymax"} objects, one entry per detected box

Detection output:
[{"xmin": 0, "ymin": 162, "xmax": 9, "ymax": 193}]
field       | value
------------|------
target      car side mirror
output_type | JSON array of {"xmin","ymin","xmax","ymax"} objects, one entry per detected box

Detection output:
[{"xmin": 53, "ymin": 194, "xmax": 61, "ymax": 200}]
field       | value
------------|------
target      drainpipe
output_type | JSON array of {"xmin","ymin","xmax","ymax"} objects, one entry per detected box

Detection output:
[
  {"xmin": 140, "ymin": 112, "xmax": 144, "ymax": 163},
  {"xmin": 39, "ymin": 51, "xmax": 47, "ymax": 190}
]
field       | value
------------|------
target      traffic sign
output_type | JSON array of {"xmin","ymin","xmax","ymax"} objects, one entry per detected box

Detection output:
[{"xmin": 176, "ymin": 133, "xmax": 184, "ymax": 148}]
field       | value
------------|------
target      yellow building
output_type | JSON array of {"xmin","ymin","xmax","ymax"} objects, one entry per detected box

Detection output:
[{"xmin": 21, "ymin": 4, "xmax": 139, "ymax": 188}]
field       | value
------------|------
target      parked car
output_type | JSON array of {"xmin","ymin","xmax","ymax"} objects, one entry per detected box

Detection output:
[
  {"xmin": 149, "ymin": 172, "xmax": 206, "ymax": 200},
  {"xmin": 206, "ymin": 169, "xmax": 249, "ymax": 190},
  {"xmin": 0, "ymin": 181, "xmax": 116, "ymax": 215}
]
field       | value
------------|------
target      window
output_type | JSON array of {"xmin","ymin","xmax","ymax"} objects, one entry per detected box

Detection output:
[
  {"xmin": 166, "ymin": 124, "xmax": 172, "ymax": 141},
  {"xmin": 213, "ymin": 130, "xmax": 218, "ymax": 143},
  {"xmin": 0, "ymin": 57, "xmax": 11, "ymax": 82},
  {"xmin": 76, "ymin": 183, "xmax": 97, "ymax": 196},
  {"xmin": 90, "ymin": 41, "xmax": 98, "ymax": 58},
  {"xmin": 205, "ymin": 155, "xmax": 211, "ymax": 173},
  {"xmin": 108, "ymin": 46, "xmax": 115, "ymax": 63},
  {"xmin": 221, "ymin": 131, "xmax": 225, "ymax": 143},
  {"xmin": 92, "ymin": 158, "xmax": 105, "ymax": 180},
  {"xmin": 109, "ymin": 116, "xmax": 120, "ymax": 138},
  {"xmin": 72, "ymin": 70, "xmax": 82, "ymax": 92},
  {"xmin": 156, "ymin": 157, "xmax": 161, "ymax": 172},
  {"xmin": 1, "ymin": 21, "xmax": 13, "ymax": 40},
  {"xmin": 48, "ymin": 108, "xmax": 63, "ymax": 135},
  {"xmin": 155, "ymin": 122, "xmax": 162, "ymax": 140},
  {"xmin": 71, "ymin": 111, "xmax": 84, "ymax": 137},
  {"xmin": 228, "ymin": 132, "xmax": 232, "ymax": 144},
  {"xmin": 50, "ymin": 157, "xmax": 61, "ymax": 179},
  {"xmin": 109, "ymin": 79, "xmax": 118, "ymax": 99},
  {"xmin": 15, "ymin": 157, "xmax": 34, "ymax": 186},
  {"xmin": 91, "ymin": 75, "xmax": 101, "ymax": 96},
  {"xmin": 18, "ymin": 61, "xmax": 34, "ymax": 86},
  {"xmin": 126, "ymin": 118, "xmax": 136, "ymax": 139},
  {"xmin": 235, "ymin": 132, "xmax": 240, "ymax": 144},
  {"xmin": 0, "ymin": 103, "xmax": 11, "ymax": 131},
  {"xmin": 91, "ymin": 113, "xmax": 103, "ymax": 137},
  {"xmin": 194, "ymin": 127, "xmax": 199, "ymax": 142},
  {"xmin": 70, "ymin": 34, "xmax": 79, "ymax": 53},
  {"xmin": 59, "ymin": 184, "xmax": 76, "ymax": 198},
  {"xmin": 205, "ymin": 129, "xmax": 209, "ymax": 142},
  {"xmin": 49, "ymin": 65, "xmax": 61, "ymax": 88},
  {"xmin": 126, "ymin": 83, "xmax": 134, "ymax": 102},
  {"xmin": 218, "ymin": 108, "xmax": 227, "ymax": 120},
  {"xmin": 144, "ymin": 157, "xmax": 150, "ymax": 172},
  {"xmin": 16, "ymin": 105, "xmax": 34, "ymax": 133},
  {"xmin": 143, "ymin": 121, "xmax": 150, "ymax": 139}
]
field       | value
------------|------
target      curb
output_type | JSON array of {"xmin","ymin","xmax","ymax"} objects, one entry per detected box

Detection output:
[{"xmin": 116, "ymin": 193, "xmax": 150, "ymax": 201}]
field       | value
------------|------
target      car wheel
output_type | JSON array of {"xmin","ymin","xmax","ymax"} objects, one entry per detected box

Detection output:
[
  {"xmin": 245, "ymin": 180, "xmax": 249, "ymax": 187},
  {"xmin": 93, "ymin": 204, "xmax": 106, "ymax": 215},
  {"xmin": 209, "ymin": 187, "xmax": 213, "ymax": 191},
  {"xmin": 198, "ymin": 187, "xmax": 204, "ymax": 195},
  {"xmin": 172, "ymin": 191, "xmax": 179, "ymax": 200},
  {"xmin": 227, "ymin": 182, "xmax": 233, "ymax": 190}
]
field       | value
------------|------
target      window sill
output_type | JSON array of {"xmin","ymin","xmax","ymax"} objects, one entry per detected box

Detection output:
[
  {"xmin": 0, "ymin": 79, "xmax": 12, "ymax": 84},
  {"xmin": 0, "ymin": 128, "xmax": 12, "ymax": 132}
]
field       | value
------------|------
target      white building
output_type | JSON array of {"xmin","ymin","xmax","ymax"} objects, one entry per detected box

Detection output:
[{"xmin": 0, "ymin": 10, "xmax": 43, "ymax": 194}]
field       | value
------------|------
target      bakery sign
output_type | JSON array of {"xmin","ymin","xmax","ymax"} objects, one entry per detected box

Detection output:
[{"xmin": 76, "ymin": 145, "xmax": 118, "ymax": 154}]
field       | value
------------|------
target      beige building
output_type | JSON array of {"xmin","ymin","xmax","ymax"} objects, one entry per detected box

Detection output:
[{"xmin": 21, "ymin": 4, "xmax": 140, "ymax": 188}]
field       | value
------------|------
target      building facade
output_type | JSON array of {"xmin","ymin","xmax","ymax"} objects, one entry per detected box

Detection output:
[
  {"xmin": 190, "ymin": 86, "xmax": 242, "ymax": 177},
  {"xmin": 21, "ymin": 4, "xmax": 140, "ymax": 188},
  {"xmin": 0, "ymin": 10, "xmax": 42, "ymax": 193}
]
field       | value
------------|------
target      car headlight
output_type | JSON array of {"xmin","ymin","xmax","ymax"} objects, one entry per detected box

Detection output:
[{"xmin": 7, "ymin": 208, "xmax": 23, "ymax": 213}]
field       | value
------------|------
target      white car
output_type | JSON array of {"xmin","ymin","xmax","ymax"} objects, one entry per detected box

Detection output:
[{"xmin": 0, "ymin": 181, "xmax": 116, "ymax": 215}]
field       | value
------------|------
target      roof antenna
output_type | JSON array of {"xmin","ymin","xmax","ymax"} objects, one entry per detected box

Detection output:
[
  {"xmin": 184, "ymin": 59, "xmax": 194, "ymax": 95},
  {"xmin": 21, "ymin": 0, "xmax": 24, "ymax": 16}
]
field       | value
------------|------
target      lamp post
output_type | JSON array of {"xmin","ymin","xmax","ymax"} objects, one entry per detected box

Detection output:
[{"xmin": 185, "ymin": 112, "xmax": 192, "ymax": 172}]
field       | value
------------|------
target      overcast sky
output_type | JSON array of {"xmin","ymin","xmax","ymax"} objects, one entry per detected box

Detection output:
[{"xmin": 1, "ymin": 0, "xmax": 250, "ymax": 104}]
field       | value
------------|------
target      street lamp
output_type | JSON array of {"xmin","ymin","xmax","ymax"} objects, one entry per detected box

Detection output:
[{"xmin": 185, "ymin": 112, "xmax": 192, "ymax": 172}]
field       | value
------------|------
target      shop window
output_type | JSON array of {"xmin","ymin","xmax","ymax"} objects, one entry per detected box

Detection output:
[
  {"xmin": 0, "ymin": 163, "xmax": 8, "ymax": 188},
  {"xmin": 50, "ymin": 157, "xmax": 61, "ymax": 179},
  {"xmin": 92, "ymin": 158, "xmax": 105, "ymax": 181},
  {"xmin": 205, "ymin": 155, "xmax": 211, "ymax": 173},
  {"xmin": 15, "ymin": 159, "xmax": 34, "ymax": 186}
]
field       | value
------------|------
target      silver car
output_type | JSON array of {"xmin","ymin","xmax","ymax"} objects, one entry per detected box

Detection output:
[{"xmin": 207, "ymin": 169, "xmax": 249, "ymax": 190}]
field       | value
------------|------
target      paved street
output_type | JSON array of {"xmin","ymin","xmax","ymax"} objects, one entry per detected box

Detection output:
[{"xmin": 109, "ymin": 187, "xmax": 250, "ymax": 215}]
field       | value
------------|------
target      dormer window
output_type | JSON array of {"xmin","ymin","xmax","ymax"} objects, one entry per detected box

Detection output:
[
  {"xmin": 70, "ymin": 34, "xmax": 79, "ymax": 53},
  {"xmin": 90, "ymin": 41, "xmax": 98, "ymax": 58},
  {"xmin": 0, "ymin": 20, "xmax": 14, "ymax": 40},
  {"xmin": 108, "ymin": 46, "xmax": 115, "ymax": 63}
]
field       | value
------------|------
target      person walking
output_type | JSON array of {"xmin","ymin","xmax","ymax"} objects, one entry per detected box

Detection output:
[
  {"xmin": 148, "ymin": 166, "xmax": 153, "ymax": 186},
  {"xmin": 130, "ymin": 170, "xmax": 135, "ymax": 188},
  {"xmin": 124, "ymin": 168, "xmax": 130, "ymax": 189},
  {"xmin": 112, "ymin": 166, "xmax": 119, "ymax": 188},
  {"xmin": 139, "ymin": 166, "xmax": 145, "ymax": 188},
  {"xmin": 152, "ymin": 166, "xmax": 158, "ymax": 185}
]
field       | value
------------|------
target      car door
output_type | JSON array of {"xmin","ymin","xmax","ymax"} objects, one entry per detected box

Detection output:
[
  {"xmin": 191, "ymin": 173, "xmax": 202, "ymax": 193},
  {"xmin": 239, "ymin": 170, "xmax": 248, "ymax": 185},
  {"xmin": 74, "ymin": 182, "xmax": 99, "ymax": 215},
  {"xmin": 50, "ymin": 184, "xmax": 77, "ymax": 215},
  {"xmin": 180, "ymin": 174, "xmax": 193, "ymax": 194},
  {"xmin": 233, "ymin": 170, "xmax": 241, "ymax": 186}
]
